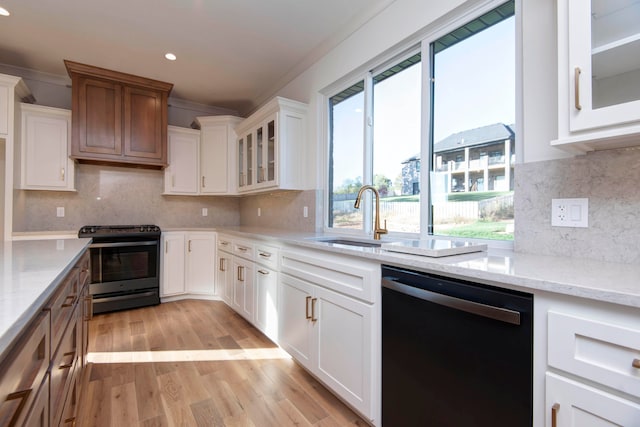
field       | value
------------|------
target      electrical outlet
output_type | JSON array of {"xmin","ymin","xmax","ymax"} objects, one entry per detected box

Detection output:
[
  {"xmin": 56, "ymin": 207, "xmax": 65, "ymax": 217},
  {"xmin": 551, "ymin": 198, "xmax": 588, "ymax": 227},
  {"xmin": 202, "ymin": 208, "xmax": 208, "ymax": 217},
  {"xmin": 303, "ymin": 206, "xmax": 308, "ymax": 218},
  {"xmin": 257, "ymin": 207, "xmax": 261, "ymax": 217}
]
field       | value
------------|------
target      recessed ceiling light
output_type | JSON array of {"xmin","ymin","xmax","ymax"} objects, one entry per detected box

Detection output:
[
  {"xmin": 165, "ymin": 53, "xmax": 177, "ymax": 61},
  {"xmin": 0, "ymin": 7, "xmax": 10, "ymax": 16}
]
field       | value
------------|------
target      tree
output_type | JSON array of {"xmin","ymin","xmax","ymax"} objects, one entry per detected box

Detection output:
[{"xmin": 374, "ymin": 174, "xmax": 392, "ymax": 197}]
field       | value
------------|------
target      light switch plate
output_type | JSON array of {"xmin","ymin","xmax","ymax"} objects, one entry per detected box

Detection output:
[{"xmin": 551, "ymin": 198, "xmax": 588, "ymax": 227}]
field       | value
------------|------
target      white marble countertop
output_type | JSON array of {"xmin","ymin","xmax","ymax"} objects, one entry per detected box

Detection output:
[
  {"xmin": 216, "ymin": 226, "xmax": 640, "ymax": 309},
  {"xmin": 0, "ymin": 238, "xmax": 91, "ymax": 360}
]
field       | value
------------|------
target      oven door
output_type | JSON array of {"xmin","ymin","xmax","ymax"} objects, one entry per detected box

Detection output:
[{"xmin": 89, "ymin": 240, "xmax": 159, "ymax": 295}]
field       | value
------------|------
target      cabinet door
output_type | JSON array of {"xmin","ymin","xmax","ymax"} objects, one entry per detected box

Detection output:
[
  {"xmin": 75, "ymin": 76, "xmax": 122, "ymax": 156},
  {"xmin": 215, "ymin": 252, "xmax": 231, "ymax": 303},
  {"xmin": 313, "ymin": 285, "xmax": 374, "ymax": 418},
  {"xmin": 278, "ymin": 274, "xmax": 314, "ymax": 370},
  {"xmin": 546, "ymin": 373, "xmax": 640, "ymax": 426},
  {"xmin": 123, "ymin": 85, "xmax": 165, "ymax": 162},
  {"xmin": 200, "ymin": 124, "xmax": 229, "ymax": 194},
  {"xmin": 165, "ymin": 127, "xmax": 199, "ymax": 194},
  {"xmin": 21, "ymin": 379, "xmax": 48, "ymax": 427},
  {"xmin": 232, "ymin": 257, "xmax": 254, "ymax": 321},
  {"xmin": 185, "ymin": 233, "xmax": 216, "ymax": 295},
  {"xmin": 161, "ymin": 233, "xmax": 186, "ymax": 296},
  {"xmin": 0, "ymin": 84, "xmax": 8, "ymax": 135},
  {"xmin": 567, "ymin": 0, "xmax": 640, "ymax": 132},
  {"xmin": 256, "ymin": 114, "xmax": 277, "ymax": 189},
  {"xmin": 255, "ymin": 266, "xmax": 278, "ymax": 341},
  {"xmin": 21, "ymin": 106, "xmax": 73, "ymax": 190}
]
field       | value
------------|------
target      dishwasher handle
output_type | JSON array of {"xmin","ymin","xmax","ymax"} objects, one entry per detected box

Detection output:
[{"xmin": 382, "ymin": 276, "xmax": 521, "ymax": 325}]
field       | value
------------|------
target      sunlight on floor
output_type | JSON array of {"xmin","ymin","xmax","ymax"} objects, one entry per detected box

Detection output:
[{"xmin": 87, "ymin": 347, "xmax": 292, "ymax": 363}]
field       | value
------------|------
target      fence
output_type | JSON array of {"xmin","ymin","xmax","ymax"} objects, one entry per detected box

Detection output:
[{"xmin": 332, "ymin": 193, "xmax": 514, "ymax": 223}]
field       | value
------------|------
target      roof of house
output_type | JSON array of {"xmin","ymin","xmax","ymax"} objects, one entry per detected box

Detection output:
[{"xmin": 434, "ymin": 123, "xmax": 514, "ymax": 153}]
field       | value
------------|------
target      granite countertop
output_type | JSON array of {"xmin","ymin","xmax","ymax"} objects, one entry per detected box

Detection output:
[
  {"xmin": 217, "ymin": 226, "xmax": 640, "ymax": 309},
  {"xmin": 0, "ymin": 238, "xmax": 91, "ymax": 360}
]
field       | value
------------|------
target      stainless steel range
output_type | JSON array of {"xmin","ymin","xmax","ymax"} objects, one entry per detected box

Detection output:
[{"xmin": 78, "ymin": 225, "xmax": 161, "ymax": 314}]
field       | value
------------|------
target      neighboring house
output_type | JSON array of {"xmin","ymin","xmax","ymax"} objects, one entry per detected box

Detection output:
[{"xmin": 401, "ymin": 123, "xmax": 515, "ymax": 195}]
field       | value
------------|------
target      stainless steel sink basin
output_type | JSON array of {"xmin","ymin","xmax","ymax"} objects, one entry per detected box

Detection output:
[{"xmin": 313, "ymin": 238, "xmax": 382, "ymax": 248}]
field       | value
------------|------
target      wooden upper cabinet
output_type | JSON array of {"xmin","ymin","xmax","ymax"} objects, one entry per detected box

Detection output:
[{"xmin": 65, "ymin": 60, "xmax": 172, "ymax": 168}]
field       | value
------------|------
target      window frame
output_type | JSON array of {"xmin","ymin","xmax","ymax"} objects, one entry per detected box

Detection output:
[{"xmin": 321, "ymin": 0, "xmax": 522, "ymax": 249}]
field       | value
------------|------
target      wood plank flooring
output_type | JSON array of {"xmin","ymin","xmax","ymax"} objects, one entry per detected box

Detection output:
[{"xmin": 77, "ymin": 299, "xmax": 369, "ymax": 427}]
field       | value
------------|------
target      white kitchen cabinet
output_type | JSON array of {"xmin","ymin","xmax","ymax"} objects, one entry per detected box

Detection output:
[
  {"xmin": 254, "ymin": 242, "xmax": 280, "ymax": 342},
  {"xmin": 196, "ymin": 115, "xmax": 243, "ymax": 195},
  {"xmin": 16, "ymin": 103, "xmax": 75, "ymax": 191},
  {"xmin": 164, "ymin": 126, "xmax": 200, "ymax": 195},
  {"xmin": 546, "ymin": 373, "xmax": 640, "ymax": 427},
  {"xmin": 232, "ymin": 255, "xmax": 254, "ymax": 322},
  {"xmin": 554, "ymin": 0, "xmax": 640, "ymax": 151},
  {"xmin": 236, "ymin": 97, "xmax": 307, "ymax": 193},
  {"xmin": 161, "ymin": 232, "xmax": 186, "ymax": 296},
  {"xmin": 279, "ymin": 248, "xmax": 379, "ymax": 423},
  {"xmin": 161, "ymin": 231, "xmax": 216, "ymax": 299},
  {"xmin": 217, "ymin": 235, "xmax": 234, "ymax": 303},
  {"xmin": 185, "ymin": 232, "xmax": 217, "ymax": 295}
]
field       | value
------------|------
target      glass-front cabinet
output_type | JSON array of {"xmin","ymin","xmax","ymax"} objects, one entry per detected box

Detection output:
[
  {"xmin": 236, "ymin": 97, "xmax": 306, "ymax": 193},
  {"xmin": 554, "ymin": 0, "xmax": 640, "ymax": 151}
]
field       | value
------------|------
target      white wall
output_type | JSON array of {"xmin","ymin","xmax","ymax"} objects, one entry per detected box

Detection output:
[{"xmin": 273, "ymin": 0, "xmax": 570, "ymax": 190}]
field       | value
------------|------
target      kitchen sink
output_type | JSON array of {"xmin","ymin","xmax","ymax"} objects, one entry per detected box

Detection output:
[{"xmin": 312, "ymin": 238, "xmax": 383, "ymax": 248}]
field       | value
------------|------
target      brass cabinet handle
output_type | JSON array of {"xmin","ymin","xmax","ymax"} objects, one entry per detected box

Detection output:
[
  {"xmin": 258, "ymin": 269, "xmax": 269, "ymax": 275},
  {"xmin": 59, "ymin": 350, "xmax": 76, "ymax": 369},
  {"xmin": 237, "ymin": 246, "xmax": 248, "ymax": 252},
  {"xmin": 171, "ymin": 174, "xmax": 175, "ymax": 187},
  {"xmin": 311, "ymin": 298, "xmax": 318, "ymax": 322},
  {"xmin": 305, "ymin": 296, "xmax": 312, "ymax": 319},
  {"xmin": 219, "ymin": 258, "xmax": 226, "ymax": 272},
  {"xmin": 188, "ymin": 240, "xmax": 192, "ymax": 252},
  {"xmin": 237, "ymin": 266, "xmax": 244, "ymax": 282},
  {"xmin": 61, "ymin": 294, "xmax": 76, "ymax": 308},
  {"xmin": 5, "ymin": 389, "xmax": 32, "ymax": 426},
  {"xmin": 551, "ymin": 403, "xmax": 560, "ymax": 427},
  {"xmin": 61, "ymin": 167, "xmax": 65, "ymax": 181},
  {"xmin": 258, "ymin": 251, "xmax": 271, "ymax": 258},
  {"xmin": 63, "ymin": 417, "xmax": 77, "ymax": 426},
  {"xmin": 165, "ymin": 241, "xmax": 168, "ymax": 254},
  {"xmin": 633, "ymin": 358, "xmax": 640, "ymax": 369},
  {"xmin": 202, "ymin": 176, "xmax": 205, "ymax": 188},
  {"xmin": 220, "ymin": 241, "xmax": 229, "ymax": 246},
  {"xmin": 84, "ymin": 295, "xmax": 93, "ymax": 321},
  {"xmin": 574, "ymin": 67, "xmax": 582, "ymax": 111}
]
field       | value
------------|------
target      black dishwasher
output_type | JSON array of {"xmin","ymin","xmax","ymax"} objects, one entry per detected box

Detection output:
[{"xmin": 382, "ymin": 265, "xmax": 533, "ymax": 426}]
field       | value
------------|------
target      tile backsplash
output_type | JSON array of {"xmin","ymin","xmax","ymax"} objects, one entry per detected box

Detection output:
[
  {"xmin": 515, "ymin": 146, "xmax": 640, "ymax": 263},
  {"xmin": 13, "ymin": 164, "xmax": 240, "ymax": 232},
  {"xmin": 239, "ymin": 189, "xmax": 321, "ymax": 232}
]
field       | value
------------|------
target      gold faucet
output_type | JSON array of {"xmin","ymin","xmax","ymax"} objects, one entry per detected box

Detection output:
[{"xmin": 354, "ymin": 185, "xmax": 388, "ymax": 240}]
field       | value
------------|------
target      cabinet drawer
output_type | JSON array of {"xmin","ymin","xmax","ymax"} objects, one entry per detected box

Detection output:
[
  {"xmin": 255, "ymin": 243, "xmax": 279, "ymax": 270},
  {"xmin": 217, "ymin": 236, "xmax": 233, "ymax": 253},
  {"xmin": 233, "ymin": 240, "xmax": 254, "ymax": 260},
  {"xmin": 0, "ymin": 311, "xmax": 50, "ymax": 427},
  {"xmin": 48, "ymin": 268, "xmax": 79, "ymax": 355},
  {"xmin": 50, "ymin": 309, "xmax": 78, "ymax": 427},
  {"xmin": 78, "ymin": 250, "xmax": 90, "ymax": 287},
  {"xmin": 546, "ymin": 372, "xmax": 640, "ymax": 427},
  {"xmin": 548, "ymin": 311, "xmax": 640, "ymax": 398}
]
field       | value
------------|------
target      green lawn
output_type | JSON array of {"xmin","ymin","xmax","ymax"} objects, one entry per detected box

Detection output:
[
  {"xmin": 382, "ymin": 191, "xmax": 512, "ymax": 203},
  {"xmin": 435, "ymin": 220, "xmax": 514, "ymax": 240}
]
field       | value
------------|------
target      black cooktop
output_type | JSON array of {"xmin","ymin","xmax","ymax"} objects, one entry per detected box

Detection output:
[{"xmin": 78, "ymin": 225, "xmax": 161, "ymax": 238}]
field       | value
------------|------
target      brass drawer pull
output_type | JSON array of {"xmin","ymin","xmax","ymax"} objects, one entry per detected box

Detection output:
[
  {"xmin": 311, "ymin": 297, "xmax": 318, "ymax": 322},
  {"xmin": 574, "ymin": 67, "xmax": 582, "ymax": 111},
  {"xmin": 633, "ymin": 358, "xmax": 640, "ymax": 369},
  {"xmin": 237, "ymin": 266, "xmax": 244, "ymax": 282},
  {"xmin": 219, "ymin": 258, "xmax": 226, "ymax": 272},
  {"xmin": 305, "ymin": 296, "xmax": 312, "ymax": 319},
  {"xmin": 61, "ymin": 294, "xmax": 76, "ymax": 308},
  {"xmin": 551, "ymin": 403, "xmax": 560, "ymax": 427},
  {"xmin": 258, "ymin": 269, "xmax": 269, "ymax": 275},
  {"xmin": 237, "ymin": 246, "xmax": 248, "ymax": 252},
  {"xmin": 5, "ymin": 389, "xmax": 32, "ymax": 426},
  {"xmin": 259, "ymin": 251, "xmax": 272, "ymax": 258}
]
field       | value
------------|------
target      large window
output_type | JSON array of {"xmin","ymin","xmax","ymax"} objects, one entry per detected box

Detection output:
[{"xmin": 327, "ymin": 1, "xmax": 515, "ymax": 241}]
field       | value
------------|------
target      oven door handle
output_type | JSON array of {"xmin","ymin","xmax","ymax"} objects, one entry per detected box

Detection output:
[
  {"xmin": 90, "ymin": 241, "xmax": 158, "ymax": 248},
  {"xmin": 382, "ymin": 277, "xmax": 521, "ymax": 325}
]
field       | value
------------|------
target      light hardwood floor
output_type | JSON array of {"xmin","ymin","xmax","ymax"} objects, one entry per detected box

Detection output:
[{"xmin": 77, "ymin": 299, "xmax": 369, "ymax": 427}]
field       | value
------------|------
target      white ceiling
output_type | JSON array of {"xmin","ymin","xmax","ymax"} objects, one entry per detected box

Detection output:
[{"xmin": 0, "ymin": 0, "xmax": 393, "ymax": 114}]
